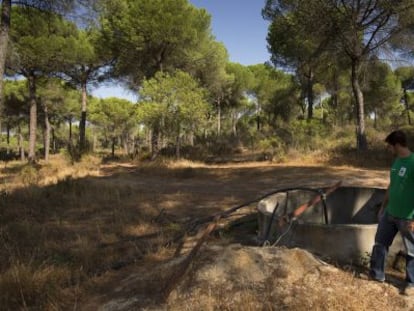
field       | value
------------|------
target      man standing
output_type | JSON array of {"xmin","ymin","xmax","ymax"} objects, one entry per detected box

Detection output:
[{"xmin": 370, "ymin": 130, "xmax": 414, "ymax": 295}]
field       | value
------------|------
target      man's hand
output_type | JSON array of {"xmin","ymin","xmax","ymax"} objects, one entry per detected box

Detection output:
[{"xmin": 406, "ymin": 220, "xmax": 414, "ymax": 232}]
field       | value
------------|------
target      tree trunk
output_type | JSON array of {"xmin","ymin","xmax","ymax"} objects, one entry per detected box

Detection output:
[
  {"xmin": 404, "ymin": 88, "xmax": 412, "ymax": 125},
  {"xmin": 123, "ymin": 134, "xmax": 129, "ymax": 155},
  {"xmin": 256, "ymin": 101, "xmax": 261, "ymax": 131},
  {"xmin": 18, "ymin": 125, "xmax": 24, "ymax": 161},
  {"xmin": 175, "ymin": 129, "xmax": 180, "ymax": 159},
  {"xmin": 68, "ymin": 117, "xmax": 72, "ymax": 141},
  {"xmin": 111, "ymin": 137, "xmax": 115, "ymax": 157},
  {"xmin": 306, "ymin": 69, "xmax": 314, "ymax": 120},
  {"xmin": 28, "ymin": 72, "xmax": 37, "ymax": 163},
  {"xmin": 79, "ymin": 82, "xmax": 87, "ymax": 151},
  {"xmin": 151, "ymin": 126, "xmax": 159, "ymax": 160},
  {"xmin": 351, "ymin": 59, "xmax": 367, "ymax": 151},
  {"xmin": 299, "ymin": 89, "xmax": 306, "ymax": 117},
  {"xmin": 0, "ymin": 0, "xmax": 11, "ymax": 112},
  {"xmin": 147, "ymin": 129, "xmax": 152, "ymax": 153},
  {"xmin": 231, "ymin": 109, "xmax": 237, "ymax": 136},
  {"xmin": 51, "ymin": 126, "xmax": 56, "ymax": 153},
  {"xmin": 151, "ymin": 117, "xmax": 164, "ymax": 159},
  {"xmin": 332, "ymin": 72, "xmax": 339, "ymax": 126},
  {"xmin": 216, "ymin": 98, "xmax": 221, "ymax": 136},
  {"xmin": 93, "ymin": 133, "xmax": 97, "ymax": 152},
  {"xmin": 189, "ymin": 131, "xmax": 194, "ymax": 146},
  {"xmin": 158, "ymin": 130, "xmax": 164, "ymax": 149},
  {"xmin": 6, "ymin": 121, "xmax": 9, "ymax": 145},
  {"xmin": 133, "ymin": 136, "xmax": 139, "ymax": 158},
  {"xmin": 43, "ymin": 103, "xmax": 50, "ymax": 162}
]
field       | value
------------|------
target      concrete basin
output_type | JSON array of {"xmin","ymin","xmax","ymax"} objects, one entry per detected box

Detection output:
[{"xmin": 257, "ymin": 186, "xmax": 404, "ymax": 265}]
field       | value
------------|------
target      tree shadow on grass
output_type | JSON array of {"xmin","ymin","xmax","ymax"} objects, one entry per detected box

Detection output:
[{"xmin": 0, "ymin": 161, "xmax": 390, "ymax": 309}]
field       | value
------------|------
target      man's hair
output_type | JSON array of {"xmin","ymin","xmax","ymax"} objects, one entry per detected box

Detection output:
[{"xmin": 385, "ymin": 130, "xmax": 407, "ymax": 147}]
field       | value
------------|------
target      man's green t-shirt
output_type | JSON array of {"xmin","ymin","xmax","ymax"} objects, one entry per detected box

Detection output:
[{"xmin": 387, "ymin": 153, "xmax": 414, "ymax": 219}]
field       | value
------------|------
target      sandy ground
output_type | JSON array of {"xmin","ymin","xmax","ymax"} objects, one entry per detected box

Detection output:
[{"xmin": 98, "ymin": 161, "xmax": 390, "ymax": 220}]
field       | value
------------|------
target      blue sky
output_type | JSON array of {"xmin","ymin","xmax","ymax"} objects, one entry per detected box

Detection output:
[
  {"xmin": 190, "ymin": 0, "xmax": 271, "ymax": 65},
  {"xmin": 92, "ymin": 0, "xmax": 271, "ymax": 101}
]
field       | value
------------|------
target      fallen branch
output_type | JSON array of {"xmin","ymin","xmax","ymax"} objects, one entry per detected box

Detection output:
[
  {"xmin": 186, "ymin": 182, "xmax": 342, "ymax": 233},
  {"xmin": 161, "ymin": 181, "xmax": 342, "ymax": 300},
  {"xmin": 162, "ymin": 218, "xmax": 219, "ymax": 300},
  {"xmin": 290, "ymin": 180, "xmax": 342, "ymax": 219}
]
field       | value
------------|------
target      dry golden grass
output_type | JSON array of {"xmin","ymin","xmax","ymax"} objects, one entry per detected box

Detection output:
[
  {"xmin": 0, "ymin": 154, "xmax": 182, "ymax": 309},
  {"xmin": 0, "ymin": 262, "xmax": 73, "ymax": 310},
  {"xmin": 0, "ymin": 151, "xmax": 397, "ymax": 310}
]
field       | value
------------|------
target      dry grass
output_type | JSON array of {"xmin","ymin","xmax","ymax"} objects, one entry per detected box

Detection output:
[
  {"xmin": 0, "ymin": 155, "xmax": 181, "ymax": 309},
  {"xmin": 0, "ymin": 263, "xmax": 73, "ymax": 310},
  {"xmin": 0, "ymin": 151, "xmax": 396, "ymax": 310}
]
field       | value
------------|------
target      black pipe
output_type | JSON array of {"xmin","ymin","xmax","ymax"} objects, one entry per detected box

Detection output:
[
  {"xmin": 320, "ymin": 191, "xmax": 329, "ymax": 224},
  {"xmin": 263, "ymin": 202, "xmax": 280, "ymax": 242},
  {"xmin": 188, "ymin": 186, "xmax": 327, "ymax": 231}
]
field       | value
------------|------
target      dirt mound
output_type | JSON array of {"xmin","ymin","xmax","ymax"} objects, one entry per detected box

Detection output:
[
  {"xmin": 97, "ymin": 244, "xmax": 411, "ymax": 311},
  {"xmin": 166, "ymin": 245, "xmax": 408, "ymax": 310}
]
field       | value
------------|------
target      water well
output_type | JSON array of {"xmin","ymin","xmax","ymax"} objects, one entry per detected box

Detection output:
[{"xmin": 257, "ymin": 186, "xmax": 404, "ymax": 265}]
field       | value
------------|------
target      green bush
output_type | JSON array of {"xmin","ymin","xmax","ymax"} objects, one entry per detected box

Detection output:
[
  {"xmin": 288, "ymin": 119, "xmax": 333, "ymax": 150},
  {"xmin": 258, "ymin": 136, "xmax": 286, "ymax": 161}
]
